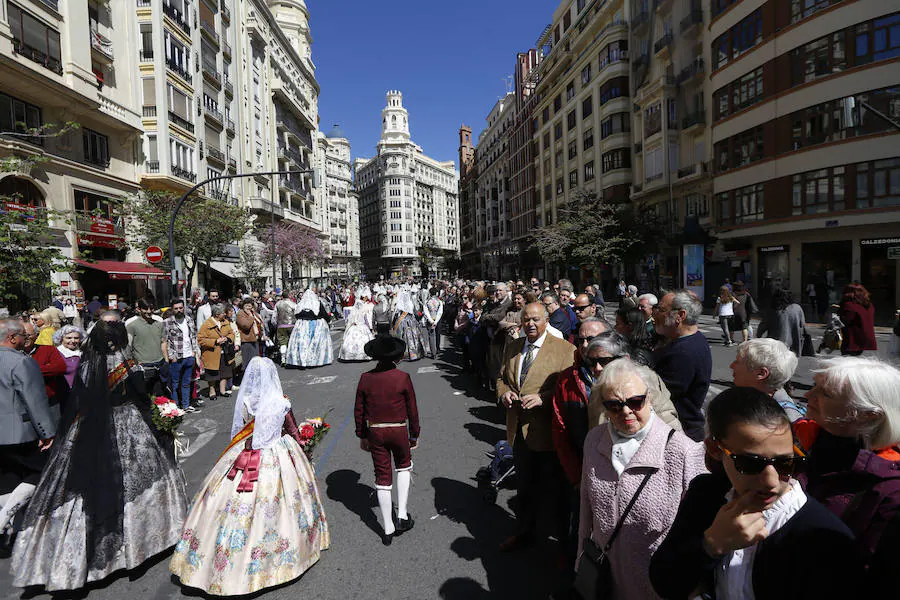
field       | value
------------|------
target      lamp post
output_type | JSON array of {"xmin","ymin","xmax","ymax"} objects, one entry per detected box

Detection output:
[{"xmin": 167, "ymin": 168, "xmax": 318, "ymax": 294}]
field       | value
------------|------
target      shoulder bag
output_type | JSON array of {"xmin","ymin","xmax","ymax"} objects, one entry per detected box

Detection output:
[{"xmin": 573, "ymin": 428, "xmax": 675, "ymax": 600}]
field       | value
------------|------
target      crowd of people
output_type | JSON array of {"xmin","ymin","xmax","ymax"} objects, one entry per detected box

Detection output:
[{"xmin": 0, "ymin": 274, "xmax": 899, "ymax": 598}]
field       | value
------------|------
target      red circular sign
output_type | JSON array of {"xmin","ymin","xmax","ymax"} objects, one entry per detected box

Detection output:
[{"xmin": 145, "ymin": 246, "xmax": 164, "ymax": 263}]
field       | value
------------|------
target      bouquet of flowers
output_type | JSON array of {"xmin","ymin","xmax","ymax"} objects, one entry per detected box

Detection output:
[
  {"xmin": 151, "ymin": 396, "xmax": 185, "ymax": 435},
  {"xmin": 297, "ymin": 415, "xmax": 331, "ymax": 461}
]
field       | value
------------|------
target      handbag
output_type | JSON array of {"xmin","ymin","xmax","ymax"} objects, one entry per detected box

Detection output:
[
  {"xmin": 801, "ymin": 332, "xmax": 815, "ymax": 357},
  {"xmin": 573, "ymin": 429, "xmax": 675, "ymax": 600}
]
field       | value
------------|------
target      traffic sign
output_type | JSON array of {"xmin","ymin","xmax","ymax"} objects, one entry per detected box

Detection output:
[{"xmin": 145, "ymin": 245, "xmax": 164, "ymax": 263}]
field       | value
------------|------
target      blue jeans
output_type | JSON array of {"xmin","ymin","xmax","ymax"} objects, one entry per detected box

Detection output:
[{"xmin": 169, "ymin": 356, "xmax": 195, "ymax": 409}]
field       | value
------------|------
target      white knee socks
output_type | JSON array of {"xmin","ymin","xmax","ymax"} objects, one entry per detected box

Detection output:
[
  {"xmin": 396, "ymin": 469, "xmax": 411, "ymax": 520},
  {"xmin": 0, "ymin": 482, "xmax": 35, "ymax": 533},
  {"xmin": 376, "ymin": 488, "xmax": 395, "ymax": 535}
]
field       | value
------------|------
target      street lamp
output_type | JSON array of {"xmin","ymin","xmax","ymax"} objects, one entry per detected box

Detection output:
[{"xmin": 167, "ymin": 168, "xmax": 319, "ymax": 294}]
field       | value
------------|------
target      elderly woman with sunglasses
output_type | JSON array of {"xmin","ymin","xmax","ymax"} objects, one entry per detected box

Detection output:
[
  {"xmin": 795, "ymin": 356, "xmax": 900, "ymax": 569},
  {"xmin": 578, "ymin": 357, "xmax": 705, "ymax": 600}
]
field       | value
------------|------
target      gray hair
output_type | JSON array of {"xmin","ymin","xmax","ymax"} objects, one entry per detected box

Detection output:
[
  {"xmin": 585, "ymin": 330, "xmax": 630, "ymax": 358},
  {"xmin": 671, "ymin": 289, "xmax": 702, "ymax": 325},
  {"xmin": 627, "ymin": 285, "xmax": 638, "ymax": 295},
  {"xmin": 593, "ymin": 356, "xmax": 653, "ymax": 401},
  {"xmin": 737, "ymin": 338, "xmax": 797, "ymax": 392},
  {"xmin": 0, "ymin": 318, "xmax": 25, "ymax": 339},
  {"xmin": 541, "ymin": 292, "xmax": 559, "ymax": 305},
  {"xmin": 579, "ymin": 315, "xmax": 612, "ymax": 330},
  {"xmin": 558, "ymin": 278, "xmax": 573, "ymax": 290},
  {"xmin": 638, "ymin": 293, "xmax": 658, "ymax": 306},
  {"xmin": 52, "ymin": 324, "xmax": 86, "ymax": 346},
  {"xmin": 210, "ymin": 303, "xmax": 226, "ymax": 317},
  {"xmin": 812, "ymin": 357, "xmax": 900, "ymax": 451}
]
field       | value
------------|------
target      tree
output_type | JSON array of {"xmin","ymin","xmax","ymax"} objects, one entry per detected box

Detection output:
[
  {"xmin": 233, "ymin": 244, "xmax": 266, "ymax": 291},
  {"xmin": 261, "ymin": 222, "xmax": 324, "ymax": 288},
  {"xmin": 119, "ymin": 190, "xmax": 254, "ymax": 295},
  {"xmin": 529, "ymin": 189, "xmax": 665, "ymax": 272}
]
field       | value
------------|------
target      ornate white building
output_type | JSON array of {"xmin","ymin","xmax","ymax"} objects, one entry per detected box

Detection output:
[
  {"xmin": 355, "ymin": 91, "xmax": 459, "ymax": 279},
  {"xmin": 317, "ymin": 124, "xmax": 360, "ymax": 278}
]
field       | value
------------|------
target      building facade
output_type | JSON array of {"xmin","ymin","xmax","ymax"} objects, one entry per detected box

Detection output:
[
  {"xmin": 707, "ymin": 0, "xmax": 900, "ymax": 322},
  {"xmin": 317, "ymin": 124, "xmax": 360, "ymax": 278},
  {"xmin": 0, "ymin": 0, "xmax": 148, "ymax": 307},
  {"xmin": 356, "ymin": 91, "xmax": 459, "ymax": 279}
]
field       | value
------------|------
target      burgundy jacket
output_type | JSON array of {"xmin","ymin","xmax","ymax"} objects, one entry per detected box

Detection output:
[
  {"xmin": 839, "ymin": 301, "xmax": 877, "ymax": 352},
  {"xmin": 551, "ymin": 357, "xmax": 590, "ymax": 486},
  {"xmin": 30, "ymin": 344, "xmax": 67, "ymax": 402},
  {"xmin": 354, "ymin": 364, "xmax": 420, "ymax": 440}
]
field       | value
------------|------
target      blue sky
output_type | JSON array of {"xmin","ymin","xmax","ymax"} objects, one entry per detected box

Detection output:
[{"xmin": 310, "ymin": 1, "xmax": 553, "ymax": 167}]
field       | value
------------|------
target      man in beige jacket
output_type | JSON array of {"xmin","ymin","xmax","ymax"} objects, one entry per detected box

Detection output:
[{"xmin": 497, "ymin": 302, "xmax": 575, "ymax": 552}]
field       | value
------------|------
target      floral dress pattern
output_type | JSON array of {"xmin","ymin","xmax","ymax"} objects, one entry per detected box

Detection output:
[
  {"xmin": 170, "ymin": 432, "xmax": 329, "ymax": 595},
  {"xmin": 284, "ymin": 318, "xmax": 333, "ymax": 367}
]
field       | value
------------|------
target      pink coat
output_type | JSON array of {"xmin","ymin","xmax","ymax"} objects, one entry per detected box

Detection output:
[{"xmin": 578, "ymin": 417, "xmax": 707, "ymax": 600}]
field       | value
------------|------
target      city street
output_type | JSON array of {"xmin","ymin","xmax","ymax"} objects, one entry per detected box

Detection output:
[{"xmin": 0, "ymin": 318, "xmax": 895, "ymax": 600}]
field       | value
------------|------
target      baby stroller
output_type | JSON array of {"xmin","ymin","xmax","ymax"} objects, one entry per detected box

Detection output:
[
  {"xmin": 818, "ymin": 306, "xmax": 844, "ymax": 354},
  {"xmin": 475, "ymin": 440, "xmax": 516, "ymax": 504}
]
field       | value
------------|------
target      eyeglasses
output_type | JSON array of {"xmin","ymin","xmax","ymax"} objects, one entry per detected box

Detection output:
[
  {"xmin": 584, "ymin": 355, "xmax": 618, "ymax": 368},
  {"xmin": 602, "ymin": 394, "xmax": 647, "ymax": 413},
  {"xmin": 716, "ymin": 442, "xmax": 806, "ymax": 477},
  {"xmin": 573, "ymin": 304, "xmax": 592, "ymax": 312},
  {"xmin": 575, "ymin": 334, "xmax": 600, "ymax": 346}
]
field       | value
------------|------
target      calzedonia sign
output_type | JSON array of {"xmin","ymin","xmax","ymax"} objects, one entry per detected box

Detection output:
[{"xmin": 759, "ymin": 245, "xmax": 788, "ymax": 253}]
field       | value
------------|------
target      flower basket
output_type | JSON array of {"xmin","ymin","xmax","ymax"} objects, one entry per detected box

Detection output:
[
  {"xmin": 297, "ymin": 415, "xmax": 331, "ymax": 461},
  {"xmin": 151, "ymin": 396, "xmax": 185, "ymax": 435}
]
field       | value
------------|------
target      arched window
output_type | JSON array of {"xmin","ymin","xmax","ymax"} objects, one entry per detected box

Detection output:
[{"xmin": 0, "ymin": 176, "xmax": 44, "ymax": 207}]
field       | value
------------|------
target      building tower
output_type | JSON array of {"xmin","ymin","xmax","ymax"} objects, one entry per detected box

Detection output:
[
  {"xmin": 380, "ymin": 90, "xmax": 411, "ymax": 144},
  {"xmin": 458, "ymin": 124, "xmax": 474, "ymax": 178}
]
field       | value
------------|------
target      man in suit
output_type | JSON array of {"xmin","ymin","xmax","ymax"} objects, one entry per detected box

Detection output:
[
  {"xmin": 497, "ymin": 302, "xmax": 575, "ymax": 551},
  {"xmin": 0, "ymin": 318, "xmax": 57, "ymax": 533},
  {"xmin": 542, "ymin": 292, "xmax": 573, "ymax": 340}
]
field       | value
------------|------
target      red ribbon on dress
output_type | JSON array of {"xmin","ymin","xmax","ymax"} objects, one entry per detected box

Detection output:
[{"xmin": 227, "ymin": 448, "xmax": 261, "ymax": 492}]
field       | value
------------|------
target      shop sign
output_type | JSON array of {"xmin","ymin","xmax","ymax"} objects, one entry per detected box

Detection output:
[
  {"xmin": 888, "ymin": 246, "xmax": 900, "ymax": 260},
  {"xmin": 108, "ymin": 294, "xmax": 118, "ymax": 308},
  {"xmin": 861, "ymin": 237, "xmax": 900, "ymax": 247},
  {"xmin": 759, "ymin": 245, "xmax": 787, "ymax": 253},
  {"xmin": 90, "ymin": 217, "xmax": 116, "ymax": 235},
  {"xmin": 60, "ymin": 280, "xmax": 69, "ymax": 287},
  {"xmin": 77, "ymin": 233, "xmax": 123, "ymax": 248}
]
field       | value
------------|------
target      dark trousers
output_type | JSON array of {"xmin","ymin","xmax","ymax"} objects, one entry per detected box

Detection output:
[
  {"xmin": 513, "ymin": 431, "xmax": 568, "ymax": 539},
  {"xmin": 140, "ymin": 360, "xmax": 169, "ymax": 396},
  {"xmin": 169, "ymin": 356, "xmax": 195, "ymax": 409},
  {"xmin": 241, "ymin": 340, "xmax": 263, "ymax": 370}
]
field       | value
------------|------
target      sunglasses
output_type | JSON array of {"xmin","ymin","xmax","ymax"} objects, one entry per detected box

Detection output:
[
  {"xmin": 602, "ymin": 394, "xmax": 647, "ymax": 413},
  {"xmin": 573, "ymin": 304, "xmax": 592, "ymax": 312},
  {"xmin": 716, "ymin": 442, "xmax": 806, "ymax": 477},
  {"xmin": 585, "ymin": 355, "xmax": 618, "ymax": 368}
]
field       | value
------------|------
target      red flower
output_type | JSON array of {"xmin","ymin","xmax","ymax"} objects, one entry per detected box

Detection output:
[
  {"xmin": 299, "ymin": 424, "xmax": 315, "ymax": 440},
  {"xmin": 153, "ymin": 396, "xmax": 169, "ymax": 405}
]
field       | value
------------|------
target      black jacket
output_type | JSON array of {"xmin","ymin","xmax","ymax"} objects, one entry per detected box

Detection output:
[
  {"xmin": 649, "ymin": 473, "xmax": 862, "ymax": 600},
  {"xmin": 548, "ymin": 307, "xmax": 572, "ymax": 339}
]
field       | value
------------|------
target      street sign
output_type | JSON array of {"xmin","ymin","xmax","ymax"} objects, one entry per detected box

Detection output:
[
  {"xmin": 888, "ymin": 246, "xmax": 900, "ymax": 260},
  {"xmin": 8, "ymin": 223, "xmax": 27, "ymax": 232},
  {"xmin": 145, "ymin": 245, "xmax": 164, "ymax": 263}
]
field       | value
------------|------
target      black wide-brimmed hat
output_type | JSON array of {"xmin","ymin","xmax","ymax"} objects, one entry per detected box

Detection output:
[{"xmin": 364, "ymin": 335, "xmax": 406, "ymax": 361}]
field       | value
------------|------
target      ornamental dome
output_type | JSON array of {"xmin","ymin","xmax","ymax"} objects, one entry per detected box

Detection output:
[{"xmin": 326, "ymin": 123, "xmax": 346, "ymax": 139}]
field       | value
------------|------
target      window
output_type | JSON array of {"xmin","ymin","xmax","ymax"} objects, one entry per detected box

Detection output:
[
  {"xmin": 83, "ymin": 129, "xmax": 109, "ymax": 167},
  {"xmin": 566, "ymin": 81, "xmax": 575, "ymax": 101},
  {"xmin": 582, "ymin": 96, "xmax": 593, "ymax": 119},
  {"xmin": 569, "ymin": 169, "xmax": 578, "ymax": 188},
  {"xmin": 563, "ymin": 11, "xmax": 572, "ymax": 31},
  {"xmin": 584, "ymin": 161, "xmax": 595, "ymax": 181},
  {"xmin": 7, "ymin": 3, "xmax": 62, "ymax": 74},
  {"xmin": 600, "ymin": 77, "xmax": 628, "ymax": 105},
  {"xmin": 599, "ymin": 39, "xmax": 628, "ymax": 70},
  {"xmin": 555, "ymin": 150, "xmax": 563, "ymax": 168},
  {"xmin": 568, "ymin": 139, "xmax": 577, "ymax": 160},
  {"xmin": 0, "ymin": 92, "xmax": 42, "ymax": 146},
  {"xmin": 556, "ymin": 180, "xmax": 563, "ymax": 195},
  {"xmin": 856, "ymin": 158, "xmax": 900, "ymax": 208},
  {"xmin": 543, "ymin": 132, "xmax": 551, "ymax": 150},
  {"xmin": 715, "ymin": 67, "xmax": 763, "ymax": 121},
  {"xmin": 542, "ymin": 107, "xmax": 550, "ymax": 124},
  {"xmin": 567, "ymin": 110, "xmax": 577, "ymax": 130},
  {"xmin": 712, "ymin": 9, "xmax": 763, "ymax": 69},
  {"xmin": 581, "ymin": 64, "xmax": 592, "ymax": 86},
  {"xmin": 856, "ymin": 14, "xmax": 900, "ymax": 64},
  {"xmin": 791, "ymin": 0, "xmax": 843, "ymax": 24},
  {"xmin": 712, "ymin": 0, "xmax": 737, "ymax": 17},
  {"xmin": 601, "ymin": 113, "xmax": 630, "ymax": 138},
  {"xmin": 602, "ymin": 149, "xmax": 630, "ymax": 173},
  {"xmin": 577, "ymin": 0, "xmax": 586, "ymax": 11},
  {"xmin": 583, "ymin": 127, "xmax": 594, "ymax": 150},
  {"xmin": 554, "ymin": 121, "xmax": 563, "ymax": 141},
  {"xmin": 554, "ymin": 95, "xmax": 562, "ymax": 113},
  {"xmin": 714, "ymin": 126, "xmax": 764, "ymax": 171},
  {"xmin": 645, "ymin": 103, "xmax": 662, "ymax": 136},
  {"xmin": 684, "ymin": 193, "xmax": 709, "ymax": 217},
  {"xmin": 734, "ymin": 184, "xmax": 764, "ymax": 223}
]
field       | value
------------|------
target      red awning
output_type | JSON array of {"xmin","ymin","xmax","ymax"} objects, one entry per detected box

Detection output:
[{"xmin": 74, "ymin": 260, "xmax": 167, "ymax": 280}]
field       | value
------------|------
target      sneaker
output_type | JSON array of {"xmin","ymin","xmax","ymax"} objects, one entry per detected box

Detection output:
[
  {"xmin": 194, "ymin": 398, "xmax": 205, "ymax": 406},
  {"xmin": 224, "ymin": 390, "xmax": 233, "ymax": 397},
  {"xmin": 231, "ymin": 384, "xmax": 240, "ymax": 390},
  {"xmin": 184, "ymin": 406, "xmax": 197, "ymax": 413}
]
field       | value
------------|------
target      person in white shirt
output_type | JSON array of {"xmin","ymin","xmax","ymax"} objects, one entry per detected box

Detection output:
[
  {"xmin": 715, "ymin": 286, "xmax": 740, "ymax": 347},
  {"xmin": 195, "ymin": 289, "xmax": 220, "ymax": 331},
  {"xmin": 422, "ymin": 288, "xmax": 444, "ymax": 358}
]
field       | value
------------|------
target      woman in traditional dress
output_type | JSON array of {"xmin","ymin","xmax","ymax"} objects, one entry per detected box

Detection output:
[
  {"xmin": 170, "ymin": 357, "xmax": 329, "ymax": 595},
  {"xmin": 11, "ymin": 320, "xmax": 188, "ymax": 592},
  {"xmin": 284, "ymin": 289, "xmax": 333, "ymax": 368},
  {"xmin": 339, "ymin": 286, "xmax": 375, "ymax": 362},
  {"xmin": 391, "ymin": 291, "xmax": 425, "ymax": 362}
]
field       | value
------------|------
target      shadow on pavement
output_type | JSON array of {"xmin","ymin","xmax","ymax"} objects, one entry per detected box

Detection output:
[
  {"xmin": 432, "ymin": 476, "xmax": 557, "ymax": 599},
  {"xmin": 463, "ymin": 423, "xmax": 506, "ymax": 446},
  {"xmin": 324, "ymin": 469, "xmax": 381, "ymax": 539},
  {"xmin": 467, "ymin": 405, "xmax": 505, "ymax": 426}
]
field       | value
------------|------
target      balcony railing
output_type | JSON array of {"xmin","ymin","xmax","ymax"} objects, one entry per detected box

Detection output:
[
  {"xmin": 139, "ymin": 49, "xmax": 154, "ymax": 62},
  {"xmin": 75, "ymin": 211, "xmax": 125, "ymax": 236},
  {"xmin": 677, "ymin": 163, "xmax": 699, "ymax": 178},
  {"xmin": 224, "ymin": 79, "xmax": 233, "ymax": 95},
  {"xmin": 223, "ymin": 42, "xmax": 232, "ymax": 59},
  {"xmin": 228, "ymin": 157, "xmax": 237, "ymax": 169},
  {"xmin": 680, "ymin": 8, "xmax": 703, "ymax": 34},
  {"xmin": 145, "ymin": 160, "xmax": 160, "ymax": 173},
  {"xmin": 162, "ymin": 2, "xmax": 191, "ymax": 35},
  {"xmin": 226, "ymin": 117, "xmax": 235, "ymax": 131},
  {"xmin": 168, "ymin": 110, "xmax": 194, "ymax": 133},
  {"xmin": 90, "ymin": 30, "xmax": 114, "ymax": 60},
  {"xmin": 142, "ymin": 106, "xmax": 157, "ymax": 117},
  {"xmin": 12, "ymin": 40, "xmax": 62, "ymax": 74},
  {"xmin": 207, "ymin": 146, "xmax": 225, "ymax": 163},
  {"xmin": 166, "ymin": 58, "xmax": 191, "ymax": 81},
  {"xmin": 676, "ymin": 57, "xmax": 705, "ymax": 85},
  {"xmin": 200, "ymin": 20, "xmax": 219, "ymax": 44},
  {"xmin": 632, "ymin": 10, "xmax": 650, "ymax": 32},
  {"xmin": 654, "ymin": 32, "xmax": 674, "ymax": 55},
  {"xmin": 599, "ymin": 50, "xmax": 629, "ymax": 71},
  {"xmin": 221, "ymin": 3, "xmax": 231, "ymax": 21},
  {"xmin": 202, "ymin": 63, "xmax": 221, "ymax": 86},
  {"xmin": 681, "ymin": 109, "xmax": 706, "ymax": 130},
  {"xmin": 203, "ymin": 104, "xmax": 224, "ymax": 126},
  {"xmin": 172, "ymin": 165, "xmax": 196, "ymax": 182},
  {"xmin": 38, "ymin": 0, "xmax": 59, "ymax": 10}
]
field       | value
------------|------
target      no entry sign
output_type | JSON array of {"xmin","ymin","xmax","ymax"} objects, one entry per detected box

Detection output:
[{"xmin": 145, "ymin": 246, "xmax": 164, "ymax": 263}]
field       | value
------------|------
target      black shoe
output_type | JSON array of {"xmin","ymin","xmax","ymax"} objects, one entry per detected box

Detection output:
[
  {"xmin": 382, "ymin": 531, "xmax": 395, "ymax": 546},
  {"xmin": 396, "ymin": 514, "xmax": 414, "ymax": 535}
]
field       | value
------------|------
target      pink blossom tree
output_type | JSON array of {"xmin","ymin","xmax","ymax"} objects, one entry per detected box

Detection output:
[{"xmin": 262, "ymin": 222, "xmax": 324, "ymax": 287}]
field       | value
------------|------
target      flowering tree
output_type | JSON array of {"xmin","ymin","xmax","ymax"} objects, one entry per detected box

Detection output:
[{"xmin": 261, "ymin": 222, "xmax": 324, "ymax": 288}]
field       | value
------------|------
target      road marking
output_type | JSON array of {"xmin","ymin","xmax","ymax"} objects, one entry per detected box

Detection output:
[
  {"xmin": 417, "ymin": 366, "xmax": 439, "ymax": 374},
  {"xmin": 308, "ymin": 375, "xmax": 337, "ymax": 385},
  {"xmin": 177, "ymin": 417, "xmax": 219, "ymax": 462}
]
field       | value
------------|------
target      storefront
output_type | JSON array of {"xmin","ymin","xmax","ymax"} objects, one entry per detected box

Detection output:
[
  {"xmin": 860, "ymin": 237, "xmax": 900, "ymax": 325},
  {"xmin": 801, "ymin": 240, "xmax": 853, "ymax": 319},
  {"xmin": 73, "ymin": 260, "xmax": 168, "ymax": 307},
  {"xmin": 757, "ymin": 245, "xmax": 790, "ymax": 308}
]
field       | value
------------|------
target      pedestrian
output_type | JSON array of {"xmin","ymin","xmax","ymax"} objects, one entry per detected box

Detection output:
[
  {"xmin": 22, "ymin": 321, "xmax": 67, "ymax": 414},
  {"xmin": 542, "ymin": 292, "xmax": 573, "ymax": 340},
  {"xmin": 52, "ymin": 324, "xmax": 85, "ymax": 391},
  {"xmin": 31, "ymin": 309, "xmax": 59, "ymax": 347},
  {"xmin": 838, "ymin": 282, "xmax": 877, "ymax": 356},
  {"xmin": 194, "ymin": 289, "xmax": 220, "ymax": 331},
  {"xmin": 339, "ymin": 286, "xmax": 375, "ymax": 361},
  {"xmin": 198, "ymin": 304, "xmax": 235, "ymax": 404},
  {"xmin": 163, "ymin": 299, "xmax": 201, "ymax": 412},
  {"xmin": 0, "ymin": 319, "xmax": 57, "ymax": 535},
  {"xmin": 235, "ymin": 298, "xmax": 266, "ymax": 369},
  {"xmin": 284, "ymin": 289, "xmax": 334, "ymax": 368},
  {"xmin": 714, "ymin": 285, "xmax": 740, "ymax": 347},
  {"xmin": 126, "ymin": 299, "xmax": 169, "ymax": 396},
  {"xmin": 422, "ymin": 287, "xmax": 444, "ymax": 359},
  {"xmin": 355, "ymin": 335, "xmax": 420, "ymax": 545},
  {"xmin": 649, "ymin": 387, "xmax": 861, "ymax": 600},
  {"xmin": 729, "ymin": 338, "xmax": 803, "ymax": 421},
  {"xmin": 170, "ymin": 357, "xmax": 329, "ymax": 594},
  {"xmin": 274, "ymin": 291, "xmax": 298, "ymax": 359},
  {"xmin": 757, "ymin": 288, "xmax": 810, "ymax": 356},
  {"xmin": 11, "ymin": 320, "xmax": 188, "ymax": 592},
  {"xmin": 391, "ymin": 290, "xmax": 425, "ymax": 362},
  {"xmin": 730, "ymin": 281, "xmax": 758, "ymax": 342},
  {"xmin": 614, "ymin": 307, "xmax": 655, "ymax": 364},
  {"xmin": 62, "ymin": 299, "xmax": 78, "ymax": 325},
  {"xmin": 651, "ymin": 290, "xmax": 712, "ymax": 441},
  {"xmin": 579, "ymin": 358, "xmax": 706, "ymax": 600}
]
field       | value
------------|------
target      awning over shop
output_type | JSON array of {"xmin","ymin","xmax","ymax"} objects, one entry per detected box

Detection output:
[
  {"xmin": 208, "ymin": 260, "xmax": 239, "ymax": 279},
  {"xmin": 74, "ymin": 260, "xmax": 167, "ymax": 280}
]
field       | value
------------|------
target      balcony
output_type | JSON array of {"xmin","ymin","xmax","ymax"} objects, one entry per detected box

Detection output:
[
  {"xmin": 145, "ymin": 160, "xmax": 159, "ymax": 173},
  {"xmin": 142, "ymin": 106, "xmax": 157, "ymax": 117},
  {"xmin": 168, "ymin": 110, "xmax": 194, "ymax": 133},
  {"xmin": 653, "ymin": 32, "xmax": 674, "ymax": 58},
  {"xmin": 136, "ymin": 0, "xmax": 150, "ymax": 6},
  {"xmin": 632, "ymin": 10, "xmax": 650, "ymax": 34},
  {"xmin": 203, "ymin": 105, "xmax": 224, "ymax": 127},
  {"xmin": 37, "ymin": 0, "xmax": 59, "ymax": 9},
  {"xmin": 228, "ymin": 157, "xmax": 237, "ymax": 170},
  {"xmin": 12, "ymin": 40, "xmax": 62, "ymax": 75},
  {"xmin": 200, "ymin": 20, "xmax": 219, "ymax": 45},
  {"xmin": 207, "ymin": 146, "xmax": 225, "ymax": 164},
  {"xmin": 223, "ymin": 42, "xmax": 232, "ymax": 60},
  {"xmin": 74, "ymin": 211, "xmax": 125, "ymax": 236},
  {"xmin": 676, "ymin": 57, "xmax": 705, "ymax": 85},
  {"xmin": 172, "ymin": 165, "xmax": 196, "ymax": 182},
  {"xmin": 654, "ymin": 0, "xmax": 673, "ymax": 13},
  {"xmin": 681, "ymin": 108, "xmax": 706, "ymax": 132},
  {"xmin": 632, "ymin": 53, "xmax": 648, "ymax": 72},
  {"xmin": 680, "ymin": 8, "xmax": 703, "ymax": 36},
  {"xmin": 166, "ymin": 58, "xmax": 191, "ymax": 82},
  {"xmin": 226, "ymin": 118, "xmax": 235, "ymax": 133},
  {"xmin": 202, "ymin": 63, "xmax": 221, "ymax": 87},
  {"xmin": 90, "ymin": 30, "xmax": 114, "ymax": 62},
  {"xmin": 248, "ymin": 196, "xmax": 284, "ymax": 218},
  {"xmin": 162, "ymin": 2, "xmax": 191, "ymax": 36},
  {"xmin": 224, "ymin": 79, "xmax": 234, "ymax": 96},
  {"xmin": 221, "ymin": 2, "xmax": 231, "ymax": 22},
  {"xmin": 139, "ymin": 49, "xmax": 154, "ymax": 63},
  {"xmin": 599, "ymin": 50, "xmax": 629, "ymax": 72}
]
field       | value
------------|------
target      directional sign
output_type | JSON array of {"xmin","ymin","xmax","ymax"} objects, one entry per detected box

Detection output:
[{"xmin": 145, "ymin": 245, "xmax": 164, "ymax": 263}]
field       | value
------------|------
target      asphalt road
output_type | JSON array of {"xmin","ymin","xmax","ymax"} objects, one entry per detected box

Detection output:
[{"xmin": 1, "ymin": 316, "xmax": 896, "ymax": 600}]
